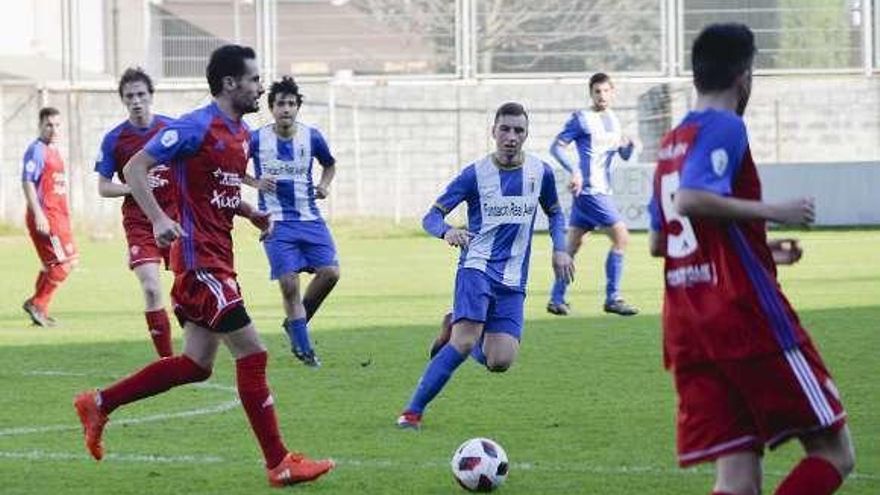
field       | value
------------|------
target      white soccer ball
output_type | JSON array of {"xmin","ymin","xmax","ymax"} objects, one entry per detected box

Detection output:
[{"xmin": 451, "ymin": 437, "xmax": 509, "ymax": 492}]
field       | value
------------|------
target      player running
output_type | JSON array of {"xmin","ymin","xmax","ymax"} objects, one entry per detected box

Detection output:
[
  {"xmin": 396, "ymin": 102, "xmax": 574, "ymax": 429},
  {"xmin": 547, "ymin": 73, "xmax": 638, "ymax": 317},
  {"xmin": 648, "ymin": 23, "xmax": 854, "ymax": 495},
  {"xmin": 22, "ymin": 107, "xmax": 77, "ymax": 327},
  {"xmin": 73, "ymin": 45, "xmax": 334, "ymax": 487},
  {"xmin": 94, "ymin": 67, "xmax": 176, "ymax": 357},
  {"xmin": 246, "ymin": 76, "xmax": 340, "ymax": 367}
]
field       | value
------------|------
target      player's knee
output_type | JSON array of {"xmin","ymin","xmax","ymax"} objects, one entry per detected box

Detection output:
[
  {"xmin": 485, "ymin": 357, "xmax": 512, "ymax": 373},
  {"xmin": 179, "ymin": 355, "xmax": 213, "ymax": 382},
  {"xmin": 47, "ymin": 264, "xmax": 69, "ymax": 284},
  {"xmin": 141, "ymin": 280, "xmax": 163, "ymax": 306},
  {"xmin": 833, "ymin": 446, "xmax": 856, "ymax": 478},
  {"xmin": 317, "ymin": 266, "xmax": 340, "ymax": 285},
  {"xmin": 279, "ymin": 279, "xmax": 301, "ymax": 300}
]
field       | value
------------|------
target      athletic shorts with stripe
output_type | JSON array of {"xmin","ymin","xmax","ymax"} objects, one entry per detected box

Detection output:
[
  {"xmin": 674, "ymin": 340, "xmax": 846, "ymax": 467},
  {"xmin": 171, "ymin": 268, "xmax": 247, "ymax": 332},
  {"xmin": 123, "ymin": 220, "xmax": 169, "ymax": 270}
]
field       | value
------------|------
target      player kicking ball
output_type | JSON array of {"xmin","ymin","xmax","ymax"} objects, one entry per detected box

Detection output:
[
  {"xmin": 73, "ymin": 45, "xmax": 333, "ymax": 487},
  {"xmin": 397, "ymin": 102, "xmax": 574, "ymax": 429},
  {"xmin": 648, "ymin": 23, "xmax": 854, "ymax": 495}
]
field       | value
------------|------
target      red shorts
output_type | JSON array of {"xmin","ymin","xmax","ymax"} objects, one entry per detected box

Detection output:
[
  {"xmin": 124, "ymin": 223, "xmax": 169, "ymax": 270},
  {"xmin": 27, "ymin": 222, "xmax": 77, "ymax": 266},
  {"xmin": 673, "ymin": 341, "xmax": 846, "ymax": 467},
  {"xmin": 171, "ymin": 269, "xmax": 244, "ymax": 331}
]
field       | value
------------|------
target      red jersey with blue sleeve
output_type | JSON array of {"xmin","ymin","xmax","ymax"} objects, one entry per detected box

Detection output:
[
  {"xmin": 143, "ymin": 103, "xmax": 250, "ymax": 274},
  {"xmin": 22, "ymin": 139, "xmax": 70, "ymax": 230},
  {"xmin": 94, "ymin": 115, "xmax": 177, "ymax": 229},
  {"xmin": 649, "ymin": 109, "xmax": 809, "ymax": 368}
]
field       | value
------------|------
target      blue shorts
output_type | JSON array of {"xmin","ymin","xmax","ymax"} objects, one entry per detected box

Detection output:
[
  {"xmin": 452, "ymin": 268, "xmax": 524, "ymax": 339},
  {"xmin": 262, "ymin": 220, "xmax": 338, "ymax": 280},
  {"xmin": 569, "ymin": 193, "xmax": 622, "ymax": 230}
]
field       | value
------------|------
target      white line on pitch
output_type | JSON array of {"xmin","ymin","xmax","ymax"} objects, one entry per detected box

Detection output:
[
  {"xmin": 0, "ymin": 450, "xmax": 223, "ymax": 464},
  {"xmin": 0, "ymin": 452, "xmax": 875, "ymax": 482},
  {"xmin": 332, "ymin": 458, "xmax": 879, "ymax": 481},
  {"xmin": 0, "ymin": 399, "xmax": 240, "ymax": 437}
]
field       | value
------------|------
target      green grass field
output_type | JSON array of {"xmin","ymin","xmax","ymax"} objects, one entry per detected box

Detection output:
[{"xmin": 0, "ymin": 222, "xmax": 877, "ymax": 494}]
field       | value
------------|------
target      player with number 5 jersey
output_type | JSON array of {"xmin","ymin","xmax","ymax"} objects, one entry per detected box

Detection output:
[{"xmin": 647, "ymin": 23, "xmax": 853, "ymax": 495}]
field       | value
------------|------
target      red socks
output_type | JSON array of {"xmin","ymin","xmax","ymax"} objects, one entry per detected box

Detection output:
[
  {"xmin": 145, "ymin": 309, "xmax": 173, "ymax": 357},
  {"xmin": 32, "ymin": 264, "xmax": 68, "ymax": 311},
  {"xmin": 775, "ymin": 456, "xmax": 843, "ymax": 495},
  {"xmin": 99, "ymin": 355, "xmax": 211, "ymax": 414},
  {"xmin": 236, "ymin": 351, "xmax": 287, "ymax": 468}
]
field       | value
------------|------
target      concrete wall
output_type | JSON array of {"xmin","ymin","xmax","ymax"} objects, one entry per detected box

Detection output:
[
  {"xmin": 572, "ymin": 161, "xmax": 880, "ymax": 231},
  {"xmin": 1, "ymin": 75, "xmax": 878, "ymax": 233}
]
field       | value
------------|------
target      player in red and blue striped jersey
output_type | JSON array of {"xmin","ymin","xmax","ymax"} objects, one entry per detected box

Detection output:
[
  {"xmin": 94, "ymin": 68, "xmax": 176, "ymax": 357},
  {"xmin": 74, "ymin": 45, "xmax": 334, "ymax": 487},
  {"xmin": 648, "ymin": 24, "xmax": 854, "ymax": 495}
]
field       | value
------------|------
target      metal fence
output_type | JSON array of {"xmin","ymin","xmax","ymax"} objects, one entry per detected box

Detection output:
[{"xmin": 26, "ymin": 0, "xmax": 872, "ymax": 84}]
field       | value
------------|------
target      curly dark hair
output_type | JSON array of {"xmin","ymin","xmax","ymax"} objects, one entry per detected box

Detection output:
[{"xmin": 268, "ymin": 76, "xmax": 304, "ymax": 108}]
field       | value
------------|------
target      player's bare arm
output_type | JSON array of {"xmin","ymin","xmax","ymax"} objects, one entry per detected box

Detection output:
[
  {"xmin": 314, "ymin": 163, "xmax": 335, "ymax": 199},
  {"xmin": 97, "ymin": 175, "xmax": 131, "ymax": 198},
  {"xmin": 675, "ymin": 188, "xmax": 815, "ymax": 224},
  {"xmin": 22, "ymin": 181, "xmax": 50, "ymax": 235},
  {"xmin": 648, "ymin": 229, "xmax": 665, "ymax": 257},
  {"xmin": 243, "ymin": 173, "xmax": 277, "ymax": 193},
  {"xmin": 123, "ymin": 149, "xmax": 183, "ymax": 247}
]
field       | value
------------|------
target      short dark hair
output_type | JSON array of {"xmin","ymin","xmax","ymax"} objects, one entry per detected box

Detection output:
[
  {"xmin": 588, "ymin": 72, "xmax": 611, "ymax": 91},
  {"xmin": 38, "ymin": 107, "xmax": 60, "ymax": 123},
  {"xmin": 206, "ymin": 44, "xmax": 257, "ymax": 96},
  {"xmin": 494, "ymin": 102, "xmax": 528, "ymax": 123},
  {"xmin": 692, "ymin": 23, "xmax": 756, "ymax": 93},
  {"xmin": 268, "ymin": 76, "xmax": 304, "ymax": 108},
  {"xmin": 117, "ymin": 67, "xmax": 154, "ymax": 98}
]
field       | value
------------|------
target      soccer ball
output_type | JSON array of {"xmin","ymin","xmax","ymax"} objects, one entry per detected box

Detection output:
[{"xmin": 450, "ymin": 437, "xmax": 509, "ymax": 492}]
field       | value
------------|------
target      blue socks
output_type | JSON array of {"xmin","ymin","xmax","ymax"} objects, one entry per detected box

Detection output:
[
  {"xmin": 470, "ymin": 336, "xmax": 487, "ymax": 366},
  {"xmin": 550, "ymin": 277, "xmax": 568, "ymax": 305},
  {"xmin": 283, "ymin": 318, "xmax": 312, "ymax": 354},
  {"xmin": 605, "ymin": 250, "xmax": 624, "ymax": 303},
  {"xmin": 405, "ymin": 345, "xmax": 467, "ymax": 414}
]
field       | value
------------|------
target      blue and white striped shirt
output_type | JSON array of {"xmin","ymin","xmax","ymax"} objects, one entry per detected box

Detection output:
[
  {"xmin": 250, "ymin": 122, "xmax": 335, "ymax": 222},
  {"xmin": 550, "ymin": 108, "xmax": 633, "ymax": 195},
  {"xmin": 423, "ymin": 153, "xmax": 566, "ymax": 291}
]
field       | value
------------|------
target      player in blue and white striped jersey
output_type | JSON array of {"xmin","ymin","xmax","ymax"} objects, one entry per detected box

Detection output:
[
  {"xmin": 547, "ymin": 72, "xmax": 639, "ymax": 317},
  {"xmin": 396, "ymin": 102, "xmax": 574, "ymax": 429},
  {"xmin": 246, "ymin": 76, "xmax": 339, "ymax": 367}
]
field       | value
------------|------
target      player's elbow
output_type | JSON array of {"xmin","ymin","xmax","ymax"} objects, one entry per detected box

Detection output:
[
  {"xmin": 122, "ymin": 151, "xmax": 151, "ymax": 183},
  {"xmin": 97, "ymin": 182, "xmax": 113, "ymax": 198},
  {"xmin": 422, "ymin": 208, "xmax": 443, "ymax": 236}
]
